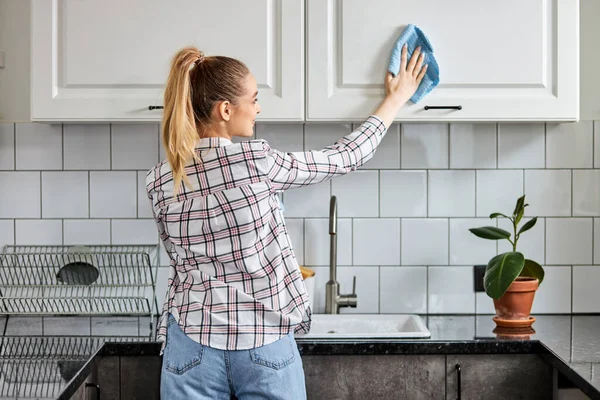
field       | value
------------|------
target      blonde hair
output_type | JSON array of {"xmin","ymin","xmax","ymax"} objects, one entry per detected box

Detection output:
[{"xmin": 162, "ymin": 46, "xmax": 249, "ymax": 195}]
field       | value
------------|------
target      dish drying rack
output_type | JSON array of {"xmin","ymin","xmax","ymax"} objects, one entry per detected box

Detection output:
[{"xmin": 0, "ymin": 245, "xmax": 160, "ymax": 322}]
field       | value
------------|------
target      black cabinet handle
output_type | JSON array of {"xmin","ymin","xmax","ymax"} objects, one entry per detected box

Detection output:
[
  {"xmin": 424, "ymin": 105, "xmax": 462, "ymax": 110},
  {"xmin": 86, "ymin": 382, "xmax": 100, "ymax": 400},
  {"xmin": 148, "ymin": 105, "xmax": 164, "ymax": 110},
  {"xmin": 455, "ymin": 364, "xmax": 461, "ymax": 400}
]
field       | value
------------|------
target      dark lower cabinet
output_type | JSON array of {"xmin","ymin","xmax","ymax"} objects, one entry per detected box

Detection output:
[
  {"xmin": 302, "ymin": 355, "xmax": 446, "ymax": 400},
  {"xmin": 446, "ymin": 354, "xmax": 554, "ymax": 400}
]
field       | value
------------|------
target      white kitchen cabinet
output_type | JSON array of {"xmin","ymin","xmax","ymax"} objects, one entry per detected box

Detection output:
[
  {"xmin": 307, "ymin": 0, "xmax": 579, "ymax": 122},
  {"xmin": 31, "ymin": 0, "xmax": 304, "ymax": 122}
]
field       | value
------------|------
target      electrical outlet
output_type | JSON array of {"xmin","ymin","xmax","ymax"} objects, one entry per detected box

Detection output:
[{"xmin": 474, "ymin": 265, "xmax": 486, "ymax": 292}]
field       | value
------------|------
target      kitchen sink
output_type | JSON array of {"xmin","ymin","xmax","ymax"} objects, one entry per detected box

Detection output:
[{"xmin": 298, "ymin": 314, "xmax": 430, "ymax": 339}]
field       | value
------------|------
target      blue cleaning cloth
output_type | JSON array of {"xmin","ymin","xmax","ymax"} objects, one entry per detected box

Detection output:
[{"xmin": 388, "ymin": 24, "xmax": 439, "ymax": 104}]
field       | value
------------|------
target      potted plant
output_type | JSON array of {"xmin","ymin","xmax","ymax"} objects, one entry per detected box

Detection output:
[{"xmin": 469, "ymin": 195, "xmax": 544, "ymax": 326}]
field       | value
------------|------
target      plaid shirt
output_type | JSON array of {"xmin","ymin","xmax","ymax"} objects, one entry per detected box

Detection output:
[{"xmin": 147, "ymin": 115, "xmax": 386, "ymax": 351}]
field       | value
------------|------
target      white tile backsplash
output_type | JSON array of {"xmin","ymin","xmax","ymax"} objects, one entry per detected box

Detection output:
[
  {"xmin": 449, "ymin": 124, "xmax": 497, "ymax": 169},
  {"xmin": 380, "ymin": 266, "xmax": 427, "ymax": 313},
  {"xmin": 380, "ymin": 170, "xmax": 427, "ymax": 217},
  {"xmin": 353, "ymin": 219, "xmax": 400, "ymax": 265},
  {"xmin": 546, "ymin": 218, "xmax": 593, "ymax": 265},
  {"xmin": 0, "ymin": 123, "xmax": 14, "ymax": 170},
  {"xmin": 15, "ymin": 123, "xmax": 62, "ymax": 170},
  {"xmin": 111, "ymin": 124, "xmax": 159, "ymax": 170},
  {"xmin": 90, "ymin": 171, "xmax": 137, "ymax": 218},
  {"xmin": 401, "ymin": 219, "xmax": 448, "ymax": 265},
  {"xmin": 42, "ymin": 171, "xmax": 88, "ymax": 218},
  {"xmin": 332, "ymin": 171, "xmax": 379, "ymax": 217},
  {"xmin": 498, "ymin": 123, "xmax": 545, "ymax": 168},
  {"xmin": 2, "ymin": 119, "xmax": 599, "ymax": 315},
  {"xmin": 428, "ymin": 170, "xmax": 475, "ymax": 217},
  {"xmin": 0, "ymin": 172, "xmax": 41, "ymax": 218},
  {"xmin": 64, "ymin": 124, "xmax": 110, "ymax": 170},
  {"xmin": 476, "ymin": 170, "xmax": 523, "ymax": 217},
  {"xmin": 525, "ymin": 170, "xmax": 572, "ymax": 217},
  {"xmin": 498, "ymin": 217, "xmax": 545, "ymax": 264},
  {"xmin": 546, "ymin": 122, "xmax": 593, "ymax": 168},
  {"xmin": 401, "ymin": 124, "xmax": 448, "ymax": 169}
]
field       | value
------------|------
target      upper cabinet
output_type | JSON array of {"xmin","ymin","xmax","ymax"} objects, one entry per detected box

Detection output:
[
  {"xmin": 31, "ymin": 0, "xmax": 304, "ymax": 122},
  {"xmin": 306, "ymin": 0, "xmax": 580, "ymax": 122}
]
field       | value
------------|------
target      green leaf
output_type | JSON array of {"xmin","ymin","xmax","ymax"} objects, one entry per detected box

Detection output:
[
  {"xmin": 517, "ymin": 217, "xmax": 538, "ymax": 236},
  {"xmin": 469, "ymin": 227, "xmax": 511, "ymax": 240},
  {"xmin": 484, "ymin": 252, "xmax": 525, "ymax": 299},
  {"xmin": 489, "ymin": 213, "xmax": 509, "ymax": 219},
  {"xmin": 519, "ymin": 259, "xmax": 544, "ymax": 285},
  {"xmin": 513, "ymin": 195, "xmax": 526, "ymax": 217}
]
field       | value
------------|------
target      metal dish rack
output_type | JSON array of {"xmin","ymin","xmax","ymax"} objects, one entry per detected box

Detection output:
[
  {"xmin": 0, "ymin": 335, "xmax": 152, "ymax": 399},
  {"xmin": 0, "ymin": 245, "xmax": 159, "ymax": 320}
]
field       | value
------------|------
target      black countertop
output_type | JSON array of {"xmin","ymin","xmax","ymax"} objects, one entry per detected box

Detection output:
[{"xmin": 1, "ymin": 314, "xmax": 597, "ymax": 399}]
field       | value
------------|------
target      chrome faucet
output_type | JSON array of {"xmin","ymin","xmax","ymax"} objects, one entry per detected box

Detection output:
[{"xmin": 325, "ymin": 195, "xmax": 357, "ymax": 314}]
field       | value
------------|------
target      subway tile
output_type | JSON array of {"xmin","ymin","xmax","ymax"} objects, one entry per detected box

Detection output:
[
  {"xmin": 498, "ymin": 218, "xmax": 545, "ymax": 265},
  {"xmin": 332, "ymin": 171, "xmax": 378, "ymax": 217},
  {"xmin": 573, "ymin": 266, "xmax": 600, "ymax": 313},
  {"xmin": 64, "ymin": 124, "xmax": 110, "ymax": 170},
  {"xmin": 595, "ymin": 219, "xmax": 600, "ymax": 264},
  {"xmin": 305, "ymin": 266, "xmax": 329, "ymax": 313},
  {"xmin": 90, "ymin": 171, "xmax": 137, "ymax": 218},
  {"xmin": 304, "ymin": 123, "xmax": 352, "ymax": 151},
  {"xmin": 596, "ymin": 121, "xmax": 600, "ymax": 168},
  {"xmin": 401, "ymin": 219, "xmax": 448, "ymax": 265},
  {"xmin": 15, "ymin": 123, "xmax": 62, "ymax": 170},
  {"xmin": 428, "ymin": 266, "xmax": 475, "ymax": 314},
  {"xmin": 574, "ymin": 170, "xmax": 600, "ymax": 216},
  {"xmin": 449, "ymin": 123, "xmax": 496, "ymax": 169},
  {"xmin": 380, "ymin": 170, "xmax": 427, "ymax": 217},
  {"xmin": 531, "ymin": 266, "xmax": 571, "ymax": 314},
  {"xmin": 525, "ymin": 170, "xmax": 571, "ymax": 216},
  {"xmin": 91, "ymin": 317, "xmax": 140, "ymax": 336},
  {"xmin": 353, "ymin": 219, "xmax": 400, "ymax": 265},
  {"xmin": 546, "ymin": 218, "xmax": 593, "ymax": 265},
  {"xmin": 111, "ymin": 219, "xmax": 157, "ymax": 245},
  {"xmin": 159, "ymin": 124, "xmax": 166, "ymax": 161},
  {"xmin": 401, "ymin": 124, "xmax": 448, "ymax": 169},
  {"xmin": 255, "ymin": 123, "xmax": 304, "ymax": 152},
  {"xmin": 0, "ymin": 220, "xmax": 14, "ymax": 249},
  {"xmin": 282, "ymin": 182, "xmax": 330, "ymax": 218},
  {"xmin": 546, "ymin": 122, "xmax": 593, "ymax": 168},
  {"xmin": 497, "ymin": 123, "xmax": 545, "ymax": 168},
  {"xmin": 0, "ymin": 123, "xmax": 14, "ymax": 170},
  {"xmin": 304, "ymin": 218, "xmax": 351, "ymax": 266},
  {"xmin": 64, "ymin": 219, "xmax": 111, "ymax": 245},
  {"xmin": 338, "ymin": 266, "xmax": 379, "ymax": 314},
  {"xmin": 476, "ymin": 293, "xmax": 497, "ymax": 315},
  {"xmin": 361, "ymin": 123, "xmax": 400, "ymax": 169},
  {"xmin": 43, "ymin": 316, "xmax": 91, "ymax": 335},
  {"xmin": 4, "ymin": 317, "xmax": 43, "ymax": 335},
  {"xmin": 111, "ymin": 124, "xmax": 159, "ymax": 170},
  {"xmin": 42, "ymin": 171, "xmax": 88, "ymax": 218},
  {"xmin": 15, "ymin": 219, "xmax": 62, "ymax": 245},
  {"xmin": 450, "ymin": 218, "xmax": 497, "ymax": 266},
  {"xmin": 285, "ymin": 218, "xmax": 304, "ymax": 266},
  {"xmin": 0, "ymin": 172, "xmax": 41, "ymax": 218},
  {"xmin": 429, "ymin": 170, "xmax": 475, "ymax": 217},
  {"xmin": 476, "ymin": 170, "xmax": 523, "ymax": 217},
  {"xmin": 137, "ymin": 171, "xmax": 153, "ymax": 218},
  {"xmin": 380, "ymin": 266, "xmax": 427, "ymax": 313}
]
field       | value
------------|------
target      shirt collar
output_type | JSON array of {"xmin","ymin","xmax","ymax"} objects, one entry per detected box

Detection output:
[{"xmin": 195, "ymin": 137, "xmax": 233, "ymax": 150}]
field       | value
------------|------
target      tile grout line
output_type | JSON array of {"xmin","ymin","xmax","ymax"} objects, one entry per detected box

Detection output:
[
  {"xmin": 13, "ymin": 123, "xmax": 16, "ymax": 170},
  {"xmin": 496, "ymin": 123, "xmax": 499, "ymax": 169}
]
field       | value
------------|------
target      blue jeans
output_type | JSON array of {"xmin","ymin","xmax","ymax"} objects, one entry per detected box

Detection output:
[{"xmin": 160, "ymin": 314, "xmax": 307, "ymax": 399}]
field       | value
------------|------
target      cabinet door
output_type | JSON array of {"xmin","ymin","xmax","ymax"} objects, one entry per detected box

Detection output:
[
  {"xmin": 446, "ymin": 354, "xmax": 553, "ymax": 400},
  {"xmin": 307, "ymin": 0, "xmax": 579, "ymax": 122},
  {"xmin": 31, "ymin": 0, "xmax": 304, "ymax": 122}
]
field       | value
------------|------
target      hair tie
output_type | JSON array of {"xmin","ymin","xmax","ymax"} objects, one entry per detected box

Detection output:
[{"xmin": 195, "ymin": 55, "xmax": 205, "ymax": 66}]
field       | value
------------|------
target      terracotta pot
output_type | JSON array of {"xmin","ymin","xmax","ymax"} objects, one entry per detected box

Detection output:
[{"xmin": 493, "ymin": 277, "xmax": 539, "ymax": 320}]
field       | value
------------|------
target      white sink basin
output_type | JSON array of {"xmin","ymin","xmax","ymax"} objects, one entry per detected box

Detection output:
[{"xmin": 298, "ymin": 314, "xmax": 430, "ymax": 339}]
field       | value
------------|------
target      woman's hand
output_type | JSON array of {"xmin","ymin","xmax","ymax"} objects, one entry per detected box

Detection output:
[
  {"xmin": 373, "ymin": 44, "xmax": 428, "ymax": 128},
  {"xmin": 386, "ymin": 44, "xmax": 428, "ymax": 105}
]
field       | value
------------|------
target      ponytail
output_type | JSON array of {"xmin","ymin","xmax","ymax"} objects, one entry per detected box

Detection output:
[{"xmin": 162, "ymin": 46, "xmax": 250, "ymax": 195}]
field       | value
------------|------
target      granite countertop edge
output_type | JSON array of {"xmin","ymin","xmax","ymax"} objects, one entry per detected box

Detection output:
[{"xmin": 57, "ymin": 338, "xmax": 600, "ymax": 400}]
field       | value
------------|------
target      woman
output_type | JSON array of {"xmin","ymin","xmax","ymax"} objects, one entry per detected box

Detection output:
[{"xmin": 147, "ymin": 44, "xmax": 426, "ymax": 399}]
